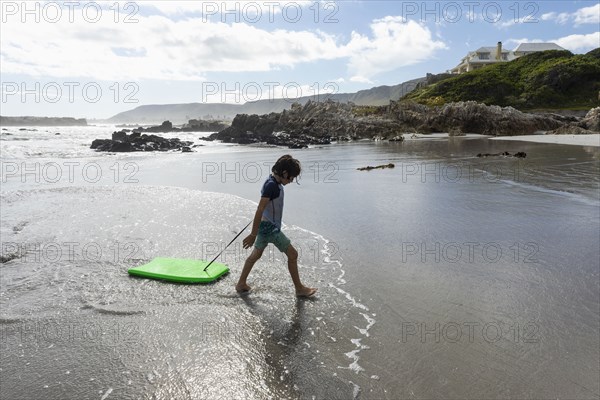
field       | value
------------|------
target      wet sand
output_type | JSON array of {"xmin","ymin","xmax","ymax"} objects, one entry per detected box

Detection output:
[{"xmin": 491, "ymin": 133, "xmax": 600, "ymax": 147}]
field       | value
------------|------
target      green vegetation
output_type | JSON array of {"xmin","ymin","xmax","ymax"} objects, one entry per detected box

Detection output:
[
  {"xmin": 403, "ymin": 49, "xmax": 600, "ymax": 110},
  {"xmin": 352, "ymin": 105, "xmax": 385, "ymax": 116}
]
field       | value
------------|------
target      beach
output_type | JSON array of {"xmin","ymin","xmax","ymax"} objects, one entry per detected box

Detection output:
[
  {"xmin": 1, "ymin": 126, "xmax": 599, "ymax": 399},
  {"xmin": 491, "ymin": 133, "xmax": 600, "ymax": 147}
]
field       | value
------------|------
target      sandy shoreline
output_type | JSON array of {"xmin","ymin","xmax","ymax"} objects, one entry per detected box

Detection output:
[
  {"xmin": 407, "ymin": 133, "xmax": 600, "ymax": 147},
  {"xmin": 490, "ymin": 134, "xmax": 600, "ymax": 147}
]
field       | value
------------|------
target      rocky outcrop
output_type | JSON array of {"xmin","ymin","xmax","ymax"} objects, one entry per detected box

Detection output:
[
  {"xmin": 202, "ymin": 100, "xmax": 588, "ymax": 147},
  {"xmin": 389, "ymin": 101, "xmax": 563, "ymax": 135},
  {"xmin": 182, "ymin": 119, "xmax": 229, "ymax": 132},
  {"xmin": 141, "ymin": 120, "xmax": 174, "ymax": 133},
  {"xmin": 546, "ymin": 125, "xmax": 598, "ymax": 135},
  {"xmin": 580, "ymin": 107, "xmax": 600, "ymax": 131},
  {"xmin": 206, "ymin": 100, "xmax": 405, "ymax": 147},
  {"xmin": 91, "ymin": 130, "xmax": 193, "ymax": 152},
  {"xmin": 545, "ymin": 107, "xmax": 600, "ymax": 134},
  {"xmin": 129, "ymin": 119, "xmax": 229, "ymax": 134},
  {"xmin": 189, "ymin": 102, "xmax": 600, "ymax": 144}
]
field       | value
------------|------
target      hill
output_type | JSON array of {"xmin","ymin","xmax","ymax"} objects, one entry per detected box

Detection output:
[
  {"xmin": 403, "ymin": 49, "xmax": 600, "ymax": 110},
  {"xmin": 105, "ymin": 78, "xmax": 425, "ymax": 124}
]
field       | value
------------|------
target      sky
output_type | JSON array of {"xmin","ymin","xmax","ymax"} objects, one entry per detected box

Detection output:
[{"xmin": 1, "ymin": 0, "xmax": 599, "ymax": 119}]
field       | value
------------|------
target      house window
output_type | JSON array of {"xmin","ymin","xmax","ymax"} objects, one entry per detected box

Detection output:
[
  {"xmin": 502, "ymin": 54, "xmax": 508, "ymax": 60},
  {"xmin": 478, "ymin": 52, "xmax": 489, "ymax": 60}
]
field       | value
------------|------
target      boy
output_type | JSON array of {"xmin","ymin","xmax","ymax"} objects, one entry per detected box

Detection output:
[{"xmin": 236, "ymin": 155, "xmax": 317, "ymax": 297}]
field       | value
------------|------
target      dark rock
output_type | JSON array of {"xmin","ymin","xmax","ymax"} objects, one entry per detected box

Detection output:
[
  {"xmin": 110, "ymin": 141, "xmax": 135, "ymax": 152},
  {"xmin": 1, "ymin": 253, "xmax": 20, "ymax": 263},
  {"xmin": 90, "ymin": 139, "xmax": 110, "ymax": 149},
  {"xmin": 144, "ymin": 120, "xmax": 173, "ymax": 133},
  {"xmin": 181, "ymin": 146, "xmax": 192, "ymax": 152},
  {"xmin": 476, "ymin": 152, "xmax": 526, "ymax": 158},
  {"xmin": 357, "ymin": 163, "xmax": 395, "ymax": 171},
  {"xmin": 182, "ymin": 119, "xmax": 229, "ymax": 132},
  {"xmin": 91, "ymin": 131, "xmax": 192, "ymax": 152},
  {"xmin": 112, "ymin": 130, "xmax": 128, "ymax": 141},
  {"xmin": 55, "ymin": 132, "xmax": 61, "ymax": 135}
]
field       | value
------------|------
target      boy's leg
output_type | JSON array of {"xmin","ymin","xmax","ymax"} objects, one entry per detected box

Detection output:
[
  {"xmin": 236, "ymin": 247, "xmax": 264, "ymax": 292},
  {"xmin": 285, "ymin": 245, "xmax": 317, "ymax": 297}
]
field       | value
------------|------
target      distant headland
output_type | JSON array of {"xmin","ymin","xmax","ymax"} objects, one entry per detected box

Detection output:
[{"xmin": 0, "ymin": 116, "xmax": 87, "ymax": 126}]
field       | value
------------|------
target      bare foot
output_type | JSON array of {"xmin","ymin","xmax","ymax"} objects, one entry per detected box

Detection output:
[
  {"xmin": 296, "ymin": 286, "xmax": 318, "ymax": 298},
  {"xmin": 235, "ymin": 283, "xmax": 251, "ymax": 293}
]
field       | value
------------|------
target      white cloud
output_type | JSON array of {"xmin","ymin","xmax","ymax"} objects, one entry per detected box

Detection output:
[
  {"xmin": 350, "ymin": 76, "xmax": 374, "ymax": 84},
  {"xmin": 554, "ymin": 32, "xmax": 600, "ymax": 52},
  {"xmin": 540, "ymin": 4, "xmax": 599, "ymax": 26},
  {"xmin": 574, "ymin": 3, "xmax": 600, "ymax": 25},
  {"xmin": 540, "ymin": 12, "xmax": 571, "ymax": 25},
  {"xmin": 343, "ymin": 17, "xmax": 447, "ymax": 79},
  {"xmin": 0, "ymin": 14, "xmax": 343, "ymax": 81},
  {"xmin": 0, "ymin": 8, "xmax": 447, "ymax": 82}
]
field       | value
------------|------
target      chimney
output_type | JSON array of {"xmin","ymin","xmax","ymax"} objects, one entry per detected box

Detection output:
[{"xmin": 496, "ymin": 42, "xmax": 502, "ymax": 60}]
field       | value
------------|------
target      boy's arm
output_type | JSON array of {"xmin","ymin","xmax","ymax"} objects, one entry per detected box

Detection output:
[
  {"xmin": 250, "ymin": 197, "xmax": 270, "ymax": 235},
  {"xmin": 242, "ymin": 197, "xmax": 269, "ymax": 249}
]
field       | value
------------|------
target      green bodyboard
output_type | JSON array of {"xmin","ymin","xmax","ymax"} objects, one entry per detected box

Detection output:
[{"xmin": 128, "ymin": 257, "xmax": 229, "ymax": 283}]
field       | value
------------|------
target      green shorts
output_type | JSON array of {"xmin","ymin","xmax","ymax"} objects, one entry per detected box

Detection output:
[{"xmin": 255, "ymin": 221, "xmax": 291, "ymax": 253}]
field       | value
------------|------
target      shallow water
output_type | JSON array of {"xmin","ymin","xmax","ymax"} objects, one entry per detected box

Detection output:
[
  {"xmin": 1, "ymin": 186, "xmax": 374, "ymax": 399},
  {"xmin": 1, "ymin": 127, "xmax": 599, "ymax": 399}
]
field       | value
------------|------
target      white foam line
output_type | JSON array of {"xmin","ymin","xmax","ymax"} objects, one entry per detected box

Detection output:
[
  {"xmin": 330, "ymin": 284, "xmax": 369, "ymax": 311},
  {"xmin": 350, "ymin": 381, "xmax": 361, "ymax": 399},
  {"xmin": 498, "ymin": 178, "xmax": 599, "ymax": 207},
  {"xmin": 357, "ymin": 312, "xmax": 376, "ymax": 337},
  {"xmin": 290, "ymin": 224, "xmax": 378, "ymax": 380},
  {"xmin": 100, "ymin": 388, "xmax": 113, "ymax": 400},
  {"xmin": 289, "ymin": 225, "xmax": 346, "ymax": 282}
]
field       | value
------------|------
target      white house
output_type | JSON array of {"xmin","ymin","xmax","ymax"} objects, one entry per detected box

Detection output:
[{"xmin": 450, "ymin": 42, "xmax": 566, "ymax": 74}]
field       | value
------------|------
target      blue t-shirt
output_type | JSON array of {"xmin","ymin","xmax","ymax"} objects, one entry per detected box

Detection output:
[{"xmin": 261, "ymin": 175, "xmax": 284, "ymax": 231}]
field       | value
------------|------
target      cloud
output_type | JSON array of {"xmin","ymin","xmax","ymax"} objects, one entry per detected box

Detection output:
[
  {"xmin": 540, "ymin": 12, "xmax": 571, "ymax": 25},
  {"xmin": 541, "ymin": 4, "xmax": 599, "ymax": 26},
  {"xmin": 0, "ymin": 7, "xmax": 446, "ymax": 82},
  {"xmin": 349, "ymin": 76, "xmax": 374, "ymax": 84},
  {"xmin": 573, "ymin": 3, "xmax": 600, "ymax": 25},
  {"xmin": 343, "ymin": 17, "xmax": 447, "ymax": 79},
  {"xmin": 0, "ymin": 13, "xmax": 342, "ymax": 81},
  {"xmin": 554, "ymin": 32, "xmax": 600, "ymax": 52}
]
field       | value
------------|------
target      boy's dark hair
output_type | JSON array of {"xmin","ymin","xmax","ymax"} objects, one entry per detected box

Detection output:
[{"xmin": 272, "ymin": 154, "xmax": 301, "ymax": 178}]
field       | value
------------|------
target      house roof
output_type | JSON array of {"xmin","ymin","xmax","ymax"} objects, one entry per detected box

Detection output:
[
  {"xmin": 514, "ymin": 42, "xmax": 566, "ymax": 52},
  {"xmin": 473, "ymin": 46, "xmax": 510, "ymax": 54}
]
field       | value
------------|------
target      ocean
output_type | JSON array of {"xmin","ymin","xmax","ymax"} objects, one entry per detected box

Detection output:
[{"xmin": 1, "ymin": 126, "xmax": 599, "ymax": 399}]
